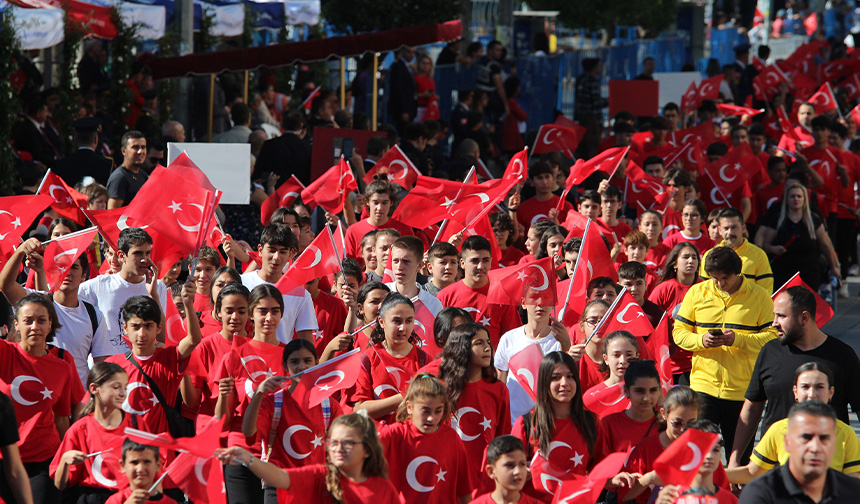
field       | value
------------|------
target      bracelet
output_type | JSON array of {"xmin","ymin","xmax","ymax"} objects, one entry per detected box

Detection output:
[{"xmin": 241, "ymin": 455, "xmax": 254, "ymax": 468}]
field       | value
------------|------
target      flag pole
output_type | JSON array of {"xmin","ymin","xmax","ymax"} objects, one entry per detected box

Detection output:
[
  {"xmin": 585, "ymin": 287, "xmax": 627, "ymax": 346},
  {"xmin": 558, "ymin": 219, "xmax": 590, "ymax": 321},
  {"xmin": 277, "ymin": 347, "xmax": 362, "ymax": 383},
  {"xmin": 429, "ymin": 166, "xmax": 476, "ymax": 249},
  {"xmin": 40, "ymin": 226, "xmax": 98, "ymax": 246},
  {"xmin": 148, "ymin": 470, "xmax": 170, "ymax": 494},
  {"xmin": 35, "ymin": 168, "xmax": 51, "ymax": 195}
]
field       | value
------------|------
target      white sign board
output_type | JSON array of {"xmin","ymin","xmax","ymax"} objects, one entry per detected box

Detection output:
[
  {"xmin": 654, "ymin": 72, "xmax": 701, "ymax": 108},
  {"xmin": 167, "ymin": 143, "xmax": 250, "ymax": 205}
]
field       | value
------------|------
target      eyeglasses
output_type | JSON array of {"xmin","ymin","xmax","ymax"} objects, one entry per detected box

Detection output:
[
  {"xmin": 669, "ymin": 419, "xmax": 688, "ymax": 429},
  {"xmin": 583, "ymin": 317, "xmax": 601, "ymax": 326},
  {"xmin": 682, "ymin": 213, "xmax": 700, "ymax": 219},
  {"xmin": 326, "ymin": 440, "xmax": 358, "ymax": 452}
]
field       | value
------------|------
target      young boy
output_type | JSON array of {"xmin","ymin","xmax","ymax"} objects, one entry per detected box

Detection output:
[
  {"xmin": 423, "ymin": 242, "xmax": 459, "ymax": 297},
  {"xmin": 366, "ymin": 228, "xmax": 401, "ymax": 283},
  {"xmin": 469, "ymin": 436, "xmax": 541, "ymax": 504},
  {"xmin": 587, "ymin": 276, "xmax": 618, "ymax": 304},
  {"xmin": 599, "ymin": 185, "xmax": 632, "ymax": 240},
  {"xmin": 343, "ymin": 180, "xmax": 414, "ymax": 260},
  {"xmin": 515, "ymin": 162, "xmax": 574, "ymax": 235},
  {"xmin": 306, "ymin": 275, "xmax": 348, "ymax": 359},
  {"xmin": 617, "ymin": 261, "xmax": 662, "ymax": 328},
  {"xmin": 578, "ymin": 190, "xmax": 601, "ymax": 221},
  {"xmin": 106, "ymin": 292, "xmax": 201, "ymax": 435},
  {"xmin": 359, "ymin": 231, "xmax": 378, "ymax": 279},
  {"xmin": 387, "ymin": 236, "xmax": 443, "ymax": 314},
  {"xmin": 105, "ymin": 440, "xmax": 177, "ymax": 504},
  {"xmin": 240, "ymin": 223, "xmax": 317, "ymax": 343},
  {"xmin": 189, "ymin": 246, "xmax": 221, "ymax": 318}
]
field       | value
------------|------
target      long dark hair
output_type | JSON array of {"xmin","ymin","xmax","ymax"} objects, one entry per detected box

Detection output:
[
  {"xmin": 536, "ymin": 225, "xmax": 568, "ymax": 260},
  {"xmin": 658, "ymin": 242, "xmax": 701, "ymax": 284},
  {"xmin": 432, "ymin": 307, "xmax": 472, "ymax": 349},
  {"xmin": 369, "ymin": 293, "xmax": 416, "ymax": 345},
  {"xmin": 439, "ymin": 323, "xmax": 496, "ymax": 410},
  {"xmin": 533, "ymin": 351, "xmax": 597, "ymax": 456}
]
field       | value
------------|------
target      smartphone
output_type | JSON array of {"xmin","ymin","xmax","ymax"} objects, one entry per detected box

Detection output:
[
  {"xmin": 342, "ymin": 138, "xmax": 354, "ymax": 160},
  {"xmin": 708, "ymin": 329, "xmax": 724, "ymax": 336}
]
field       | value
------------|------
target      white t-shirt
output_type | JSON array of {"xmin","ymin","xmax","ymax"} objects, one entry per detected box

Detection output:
[
  {"xmin": 494, "ymin": 326, "xmax": 561, "ymax": 423},
  {"xmin": 78, "ymin": 274, "xmax": 168, "ymax": 355},
  {"xmin": 240, "ymin": 271, "xmax": 318, "ymax": 344},
  {"xmin": 24, "ymin": 289, "xmax": 111, "ymax": 387},
  {"xmin": 384, "ymin": 281, "xmax": 444, "ymax": 316}
]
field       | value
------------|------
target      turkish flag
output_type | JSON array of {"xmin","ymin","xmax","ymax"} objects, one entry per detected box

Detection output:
[
  {"xmin": 753, "ymin": 65, "xmax": 788, "ymax": 100},
  {"xmin": 204, "ymin": 218, "xmax": 227, "ymax": 252},
  {"xmin": 301, "ymin": 86, "xmax": 321, "ymax": 110},
  {"xmin": 363, "ymin": 144, "xmax": 419, "ymax": 189},
  {"xmin": 292, "ymin": 347, "xmax": 363, "ymax": 407},
  {"xmin": 164, "ymin": 294, "xmax": 187, "ymax": 347},
  {"xmin": 442, "ymin": 213, "xmax": 503, "ymax": 269},
  {"xmin": 503, "ymin": 147, "xmax": 529, "ymax": 183},
  {"xmin": 552, "ymin": 452, "xmax": 629, "ymax": 504},
  {"xmin": 562, "ymin": 209, "xmax": 614, "ymax": 241},
  {"xmin": 300, "ymin": 157, "xmax": 357, "ymax": 214},
  {"xmin": 653, "ymin": 428, "xmax": 721, "ymax": 486},
  {"xmin": 808, "ymin": 83, "xmax": 838, "ymax": 115},
  {"xmin": 0, "ymin": 194, "xmax": 54, "ymax": 265},
  {"xmin": 704, "ymin": 143, "xmax": 756, "ymax": 196},
  {"xmin": 38, "ymin": 170, "xmax": 88, "ymax": 225},
  {"xmin": 670, "ymin": 122, "xmax": 716, "ymax": 147},
  {"xmin": 531, "ymin": 124, "xmax": 583, "ymax": 158},
  {"xmin": 508, "ymin": 343, "xmax": 544, "ymax": 401},
  {"xmin": 717, "ymin": 104, "xmax": 764, "ymax": 117},
  {"xmin": 804, "ymin": 13, "xmax": 818, "ymax": 35},
  {"xmin": 680, "ymin": 80, "xmax": 699, "ymax": 111},
  {"xmin": 122, "ymin": 167, "xmax": 218, "ymax": 255},
  {"xmin": 560, "ymin": 220, "xmax": 616, "ymax": 323},
  {"xmin": 843, "ymin": 74, "xmax": 860, "ymax": 101},
  {"xmin": 163, "ymin": 452, "xmax": 224, "ymax": 504},
  {"xmin": 583, "ymin": 382, "xmax": 628, "ymax": 417},
  {"xmin": 125, "ymin": 416, "xmax": 225, "ymax": 459},
  {"xmin": 648, "ymin": 312, "xmax": 673, "ymax": 393},
  {"xmin": 773, "ymin": 272, "xmax": 834, "ymax": 327},
  {"xmin": 217, "ymin": 336, "xmax": 284, "ymax": 401},
  {"xmin": 260, "ymin": 175, "xmax": 305, "ymax": 226},
  {"xmin": 625, "ymin": 161, "xmax": 671, "ymax": 211},
  {"xmin": 284, "ymin": 226, "xmax": 341, "ymax": 285},
  {"xmin": 553, "ymin": 114, "xmax": 585, "ymax": 131},
  {"xmin": 43, "ymin": 227, "xmax": 98, "ymax": 292},
  {"xmin": 696, "ymin": 75, "xmax": 722, "ymax": 101},
  {"xmin": 412, "ymin": 299, "xmax": 439, "ymax": 356},
  {"xmin": 777, "ymin": 106, "xmax": 803, "ymax": 142},
  {"xmin": 485, "ymin": 256, "xmax": 557, "ymax": 307},
  {"xmin": 822, "ymin": 59, "xmax": 860, "ymax": 81},
  {"xmin": 166, "ymin": 152, "xmax": 217, "ymax": 193},
  {"xmin": 380, "ymin": 246, "xmax": 394, "ymax": 283},
  {"xmin": 567, "ymin": 147, "xmax": 628, "ymax": 186},
  {"xmin": 850, "ymin": 105, "xmax": 860, "ymax": 131},
  {"xmin": 594, "ymin": 289, "xmax": 654, "ymax": 340},
  {"xmin": 752, "ymin": 55, "xmax": 766, "ymax": 72},
  {"xmin": 390, "ymin": 192, "xmax": 451, "ymax": 229}
]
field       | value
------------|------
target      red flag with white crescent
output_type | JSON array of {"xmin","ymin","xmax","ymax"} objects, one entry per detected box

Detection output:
[
  {"xmin": 485, "ymin": 257, "xmax": 557, "ymax": 306},
  {"xmin": 532, "ymin": 124, "xmax": 583, "ymax": 158},
  {"xmin": 43, "ymin": 227, "xmax": 98, "ymax": 292},
  {"xmin": 647, "ymin": 312, "xmax": 673, "ymax": 393},
  {"xmin": 653, "ymin": 428, "xmax": 721, "ymax": 486},
  {"xmin": 38, "ymin": 170, "xmax": 88, "ymax": 225},
  {"xmin": 292, "ymin": 348, "xmax": 363, "ymax": 407},
  {"xmin": 508, "ymin": 343, "xmax": 544, "ymax": 401},
  {"xmin": 363, "ymin": 144, "xmax": 420, "ymax": 189},
  {"xmin": 772, "ymin": 272, "xmax": 834, "ymax": 327},
  {"xmin": 261, "ymin": 175, "xmax": 305, "ymax": 225}
]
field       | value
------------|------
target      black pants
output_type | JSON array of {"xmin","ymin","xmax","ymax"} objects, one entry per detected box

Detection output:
[
  {"xmin": 59, "ymin": 486, "xmax": 114, "ymax": 504},
  {"xmin": 224, "ymin": 464, "xmax": 264, "ymax": 504},
  {"xmin": 264, "ymin": 485, "xmax": 278, "ymax": 504},
  {"xmin": 673, "ymin": 372, "xmax": 691, "ymax": 386},
  {"xmin": 836, "ymin": 217, "xmax": 858, "ymax": 277},
  {"xmin": 0, "ymin": 458, "xmax": 59, "ymax": 504},
  {"xmin": 697, "ymin": 392, "xmax": 752, "ymax": 464}
]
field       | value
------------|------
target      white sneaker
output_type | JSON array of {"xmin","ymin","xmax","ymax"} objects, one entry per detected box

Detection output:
[
  {"xmin": 849, "ymin": 264, "xmax": 860, "ymax": 277},
  {"xmin": 839, "ymin": 284, "xmax": 850, "ymax": 298}
]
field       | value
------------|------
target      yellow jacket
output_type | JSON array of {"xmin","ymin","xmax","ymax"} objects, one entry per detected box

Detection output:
[
  {"xmin": 751, "ymin": 418, "xmax": 860, "ymax": 474},
  {"xmin": 673, "ymin": 277, "xmax": 778, "ymax": 401},
  {"xmin": 700, "ymin": 239, "xmax": 774, "ymax": 294}
]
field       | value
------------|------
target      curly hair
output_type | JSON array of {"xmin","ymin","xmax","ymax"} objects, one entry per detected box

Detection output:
[{"xmin": 438, "ymin": 323, "xmax": 496, "ymax": 410}]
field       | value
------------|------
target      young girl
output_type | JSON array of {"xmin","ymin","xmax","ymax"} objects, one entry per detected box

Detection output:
[
  {"xmin": 218, "ymin": 413, "xmax": 401, "ymax": 503},
  {"xmin": 351, "ymin": 293, "xmax": 430, "ymax": 424},
  {"xmin": 216, "ymin": 284, "xmax": 287, "ymax": 504},
  {"xmin": 648, "ymin": 242, "xmax": 700, "ymax": 384},
  {"xmin": 0, "ymin": 294, "xmax": 77, "ymax": 504},
  {"xmin": 243, "ymin": 339, "xmax": 346, "ymax": 504},
  {"xmin": 512, "ymin": 352, "xmax": 601, "ymax": 502},
  {"xmin": 536, "ymin": 225, "xmax": 568, "ymax": 278},
  {"xmin": 439, "ymin": 323, "xmax": 511, "ymax": 495},
  {"xmin": 577, "ymin": 300, "xmax": 611, "ymax": 393},
  {"xmin": 417, "ymin": 307, "xmax": 472, "ymax": 376},
  {"xmin": 491, "ymin": 212, "xmax": 524, "ymax": 267},
  {"xmin": 598, "ymin": 360, "xmax": 662, "ymax": 459},
  {"xmin": 638, "ymin": 210, "xmax": 670, "ymax": 273},
  {"xmin": 183, "ymin": 283, "xmax": 250, "ymax": 434},
  {"xmin": 198, "ymin": 266, "xmax": 242, "ymax": 331},
  {"xmin": 662, "ymin": 199, "xmax": 714, "ymax": 254},
  {"xmin": 344, "ymin": 281, "xmax": 390, "ymax": 350},
  {"xmin": 622, "ymin": 386, "xmax": 703, "ymax": 503},
  {"xmin": 726, "ymin": 362, "xmax": 860, "ymax": 483},
  {"xmin": 519, "ymin": 220, "xmax": 555, "ymax": 265},
  {"xmin": 380, "ymin": 374, "xmax": 473, "ymax": 504},
  {"xmin": 51, "ymin": 363, "xmax": 135, "ymax": 503},
  {"xmin": 583, "ymin": 331, "xmax": 638, "ymax": 417},
  {"xmin": 654, "ymin": 420, "xmax": 737, "ymax": 504}
]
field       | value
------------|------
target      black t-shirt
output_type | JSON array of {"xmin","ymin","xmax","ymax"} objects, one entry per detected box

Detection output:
[
  {"xmin": 0, "ymin": 391, "xmax": 19, "ymax": 447},
  {"xmin": 745, "ymin": 335, "xmax": 860, "ymax": 433},
  {"xmin": 476, "ymin": 56, "xmax": 501, "ymax": 92},
  {"xmin": 737, "ymin": 464, "xmax": 860, "ymax": 504},
  {"xmin": 758, "ymin": 209, "xmax": 823, "ymax": 259},
  {"xmin": 106, "ymin": 166, "xmax": 149, "ymax": 204}
]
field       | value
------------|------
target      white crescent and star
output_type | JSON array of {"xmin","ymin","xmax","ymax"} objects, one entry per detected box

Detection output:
[
  {"xmin": 679, "ymin": 442, "xmax": 703, "ymax": 471},
  {"xmin": 11, "ymin": 375, "xmax": 43, "ymax": 406},
  {"xmin": 123, "ymin": 382, "xmax": 157, "ymax": 415},
  {"xmin": 515, "ymin": 369, "xmax": 535, "ymax": 393},
  {"xmin": 373, "ymin": 384, "xmax": 399, "ymax": 398},
  {"xmin": 314, "ymin": 370, "xmax": 345, "ymax": 392},
  {"xmin": 542, "ymin": 128, "xmax": 562, "ymax": 146},
  {"xmin": 280, "ymin": 191, "xmax": 300, "ymax": 205},
  {"xmin": 452, "ymin": 407, "xmax": 491, "ymax": 442},
  {"xmin": 283, "ymin": 424, "xmax": 313, "ymax": 459},
  {"xmin": 91, "ymin": 453, "xmax": 118, "ymax": 487},
  {"xmin": 719, "ymin": 163, "xmax": 740, "ymax": 183},
  {"xmin": 240, "ymin": 355, "xmax": 274, "ymax": 383},
  {"xmin": 168, "ymin": 201, "xmax": 204, "ymax": 233},
  {"xmin": 526, "ymin": 264, "xmax": 550, "ymax": 291},
  {"xmin": 304, "ymin": 245, "xmax": 323, "ymax": 269},
  {"xmin": 616, "ymin": 302, "xmax": 643, "ymax": 324},
  {"xmin": 406, "ymin": 456, "xmax": 444, "ymax": 493}
]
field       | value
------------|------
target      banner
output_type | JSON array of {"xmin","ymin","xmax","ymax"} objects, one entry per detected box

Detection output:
[
  {"xmin": 285, "ymin": 0, "xmax": 318, "ymax": 25},
  {"xmin": 7, "ymin": 5, "xmax": 64, "ymax": 50},
  {"xmin": 117, "ymin": 2, "xmax": 165, "ymax": 39}
]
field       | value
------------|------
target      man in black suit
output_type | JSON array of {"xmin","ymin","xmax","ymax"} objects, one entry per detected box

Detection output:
[
  {"xmin": 450, "ymin": 89, "xmax": 473, "ymax": 151},
  {"xmin": 11, "ymin": 98, "xmax": 61, "ymax": 169},
  {"xmin": 254, "ymin": 111, "xmax": 312, "ymax": 186},
  {"xmin": 55, "ymin": 117, "xmax": 113, "ymax": 186},
  {"xmin": 388, "ymin": 46, "xmax": 417, "ymax": 135}
]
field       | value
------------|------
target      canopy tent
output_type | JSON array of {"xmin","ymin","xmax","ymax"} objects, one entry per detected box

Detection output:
[{"xmin": 150, "ymin": 19, "xmax": 463, "ymax": 79}]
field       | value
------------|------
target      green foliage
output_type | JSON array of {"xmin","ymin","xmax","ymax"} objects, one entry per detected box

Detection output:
[
  {"xmin": 195, "ymin": 6, "xmax": 217, "ymax": 52},
  {"xmin": 321, "ymin": 0, "xmax": 462, "ymax": 34},
  {"xmin": 56, "ymin": 11, "xmax": 86, "ymax": 156},
  {"xmin": 0, "ymin": 11, "xmax": 22, "ymax": 194},
  {"xmin": 107, "ymin": 7, "xmax": 137, "ymax": 152},
  {"xmin": 238, "ymin": 4, "xmax": 254, "ymax": 49},
  {"xmin": 527, "ymin": 0, "xmax": 678, "ymax": 35},
  {"xmin": 157, "ymin": 20, "xmax": 180, "ymax": 123}
]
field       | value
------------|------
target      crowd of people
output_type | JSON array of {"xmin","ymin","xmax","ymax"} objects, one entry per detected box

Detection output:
[{"xmin": 5, "ymin": 23, "xmax": 860, "ymax": 504}]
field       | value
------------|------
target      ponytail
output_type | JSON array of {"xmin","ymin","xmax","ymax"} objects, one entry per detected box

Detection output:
[{"xmin": 81, "ymin": 362, "xmax": 127, "ymax": 417}]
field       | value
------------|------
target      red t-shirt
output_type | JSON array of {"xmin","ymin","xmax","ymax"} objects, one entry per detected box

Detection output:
[
  {"xmin": 0, "ymin": 340, "xmax": 73, "ymax": 462},
  {"xmin": 801, "ymin": 145, "xmax": 844, "ymax": 214},
  {"xmin": 280, "ymin": 464, "xmax": 403, "ymax": 504},
  {"xmin": 351, "ymin": 344, "xmax": 429, "ymax": 425},
  {"xmin": 451, "ymin": 379, "xmax": 512, "ymax": 496},
  {"xmin": 311, "ymin": 290, "xmax": 348, "ymax": 357},
  {"xmin": 777, "ymin": 125, "xmax": 813, "ymax": 153},
  {"xmin": 380, "ymin": 422, "xmax": 474, "ymax": 504},
  {"xmin": 602, "ymin": 220, "xmax": 633, "ymax": 242},
  {"xmin": 49, "ymin": 346, "xmax": 87, "ymax": 404},
  {"xmin": 416, "ymin": 357, "xmax": 442, "ymax": 377},
  {"xmin": 662, "ymin": 231, "xmax": 715, "ymax": 255},
  {"xmin": 184, "ymin": 331, "xmax": 232, "ymax": 434},
  {"xmin": 518, "ymin": 253, "xmax": 537, "ymax": 265},
  {"xmin": 344, "ymin": 218, "xmax": 414, "ymax": 261},
  {"xmin": 578, "ymin": 355, "xmax": 607, "ymax": 394},
  {"xmin": 255, "ymin": 389, "xmax": 344, "ymax": 469},
  {"xmin": 516, "ymin": 196, "xmax": 573, "ymax": 234},
  {"xmin": 437, "ymin": 281, "xmax": 523, "ymax": 349},
  {"xmin": 106, "ymin": 488, "xmax": 178, "ymax": 504},
  {"xmin": 469, "ymin": 492, "xmax": 544, "ymax": 504},
  {"xmin": 837, "ymin": 150, "xmax": 860, "ymax": 219},
  {"xmin": 597, "ymin": 411, "xmax": 659, "ymax": 460},
  {"xmin": 662, "ymin": 208, "xmax": 683, "ymax": 240},
  {"xmin": 49, "ymin": 413, "xmax": 134, "ymax": 490},
  {"xmin": 645, "ymin": 243, "xmax": 672, "ymax": 276},
  {"xmin": 499, "ymin": 246, "xmax": 525, "ymax": 267},
  {"xmin": 756, "ymin": 183, "xmax": 785, "ymax": 223},
  {"xmin": 107, "ymin": 347, "xmax": 186, "ymax": 436}
]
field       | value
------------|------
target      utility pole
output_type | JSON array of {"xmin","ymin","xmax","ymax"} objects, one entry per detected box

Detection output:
[{"xmin": 174, "ymin": 0, "xmax": 194, "ymax": 132}]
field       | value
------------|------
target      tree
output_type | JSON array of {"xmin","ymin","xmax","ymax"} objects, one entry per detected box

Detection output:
[
  {"xmin": 321, "ymin": 0, "xmax": 462, "ymax": 35},
  {"xmin": 527, "ymin": 0, "xmax": 678, "ymax": 36}
]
